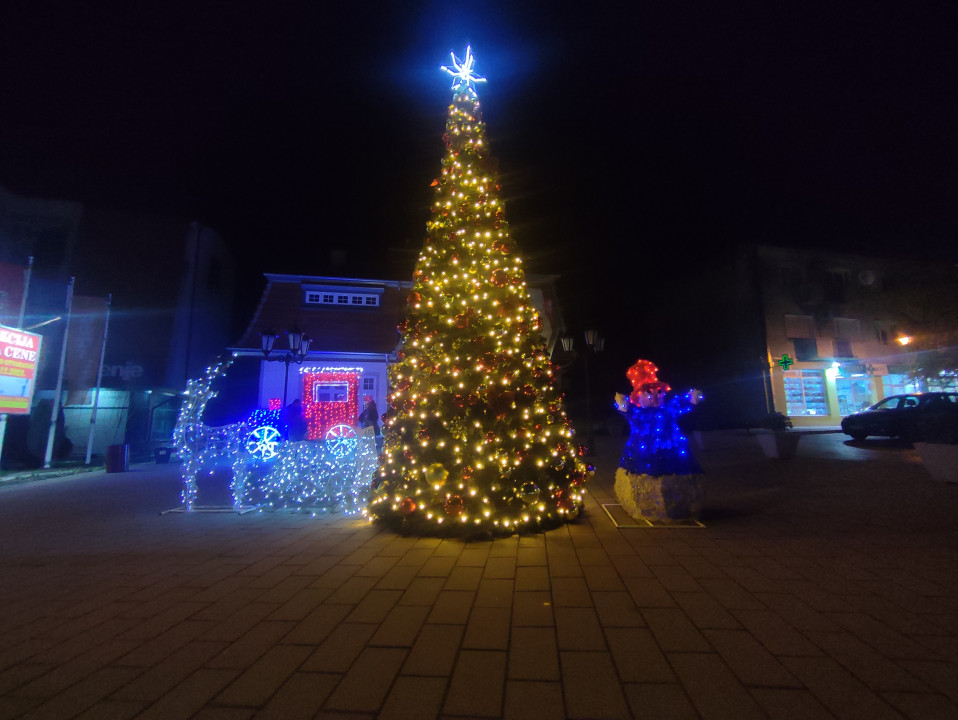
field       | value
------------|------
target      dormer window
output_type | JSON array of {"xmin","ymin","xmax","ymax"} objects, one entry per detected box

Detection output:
[{"xmin": 303, "ymin": 285, "xmax": 382, "ymax": 307}]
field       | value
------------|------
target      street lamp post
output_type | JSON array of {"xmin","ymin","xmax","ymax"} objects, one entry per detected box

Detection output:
[
  {"xmin": 582, "ymin": 329, "xmax": 604, "ymax": 455},
  {"xmin": 260, "ymin": 329, "xmax": 312, "ymax": 411},
  {"xmin": 562, "ymin": 331, "xmax": 604, "ymax": 455}
]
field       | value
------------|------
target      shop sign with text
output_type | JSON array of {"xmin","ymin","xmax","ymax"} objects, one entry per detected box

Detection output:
[{"xmin": 0, "ymin": 324, "xmax": 43, "ymax": 414}]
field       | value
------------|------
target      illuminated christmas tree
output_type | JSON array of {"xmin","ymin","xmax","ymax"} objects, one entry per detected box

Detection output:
[{"xmin": 368, "ymin": 47, "xmax": 589, "ymax": 536}]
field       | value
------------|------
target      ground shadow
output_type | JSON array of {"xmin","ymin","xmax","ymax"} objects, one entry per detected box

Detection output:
[{"xmin": 843, "ymin": 437, "xmax": 914, "ymax": 451}]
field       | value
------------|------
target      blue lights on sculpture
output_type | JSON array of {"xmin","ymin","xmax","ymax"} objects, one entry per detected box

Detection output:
[
  {"xmin": 173, "ymin": 358, "xmax": 374, "ymax": 514},
  {"xmin": 618, "ymin": 391, "xmax": 702, "ymax": 476}
]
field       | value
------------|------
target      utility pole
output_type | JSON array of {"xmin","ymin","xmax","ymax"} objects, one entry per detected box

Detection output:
[
  {"xmin": 44, "ymin": 277, "xmax": 74, "ymax": 469},
  {"xmin": 85, "ymin": 294, "xmax": 111, "ymax": 464}
]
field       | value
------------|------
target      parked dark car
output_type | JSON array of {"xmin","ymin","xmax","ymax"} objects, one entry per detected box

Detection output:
[{"xmin": 840, "ymin": 392, "xmax": 958, "ymax": 441}]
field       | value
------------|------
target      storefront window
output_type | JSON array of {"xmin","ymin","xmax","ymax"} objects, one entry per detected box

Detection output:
[
  {"xmin": 784, "ymin": 370, "xmax": 829, "ymax": 416},
  {"xmin": 882, "ymin": 374, "xmax": 917, "ymax": 396},
  {"xmin": 835, "ymin": 377, "xmax": 872, "ymax": 415},
  {"xmin": 926, "ymin": 372, "xmax": 958, "ymax": 392}
]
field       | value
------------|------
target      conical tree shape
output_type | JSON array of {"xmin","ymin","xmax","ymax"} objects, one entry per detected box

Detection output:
[{"xmin": 368, "ymin": 49, "xmax": 588, "ymax": 536}]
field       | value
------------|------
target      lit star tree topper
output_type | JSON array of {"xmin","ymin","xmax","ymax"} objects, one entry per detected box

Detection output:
[
  {"xmin": 367, "ymin": 47, "xmax": 590, "ymax": 537},
  {"xmin": 441, "ymin": 45, "xmax": 486, "ymax": 93}
]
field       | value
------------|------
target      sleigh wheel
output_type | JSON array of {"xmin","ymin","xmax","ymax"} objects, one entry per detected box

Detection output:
[{"xmin": 326, "ymin": 424, "xmax": 358, "ymax": 458}]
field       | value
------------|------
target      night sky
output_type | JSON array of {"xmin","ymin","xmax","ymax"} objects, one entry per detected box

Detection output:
[{"xmin": 4, "ymin": 1, "xmax": 958, "ymax": 386}]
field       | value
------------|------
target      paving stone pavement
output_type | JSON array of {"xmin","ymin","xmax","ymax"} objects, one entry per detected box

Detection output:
[{"xmin": 0, "ymin": 430, "xmax": 956, "ymax": 719}]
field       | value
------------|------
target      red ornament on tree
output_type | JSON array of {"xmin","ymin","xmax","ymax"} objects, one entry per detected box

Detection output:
[
  {"xmin": 399, "ymin": 497, "xmax": 417, "ymax": 515},
  {"xmin": 444, "ymin": 495, "xmax": 464, "ymax": 517},
  {"xmin": 557, "ymin": 496, "xmax": 577, "ymax": 514}
]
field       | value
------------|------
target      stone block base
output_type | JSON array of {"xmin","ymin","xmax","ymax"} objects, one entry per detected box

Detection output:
[{"xmin": 614, "ymin": 468, "xmax": 704, "ymax": 522}]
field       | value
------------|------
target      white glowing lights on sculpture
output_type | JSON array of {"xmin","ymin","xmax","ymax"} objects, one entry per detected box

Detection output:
[
  {"xmin": 441, "ymin": 45, "xmax": 486, "ymax": 92},
  {"xmin": 172, "ymin": 357, "xmax": 373, "ymax": 515}
]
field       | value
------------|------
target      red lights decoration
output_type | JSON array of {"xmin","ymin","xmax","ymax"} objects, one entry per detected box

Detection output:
[
  {"xmin": 301, "ymin": 372, "xmax": 360, "ymax": 440},
  {"xmin": 626, "ymin": 359, "xmax": 671, "ymax": 407}
]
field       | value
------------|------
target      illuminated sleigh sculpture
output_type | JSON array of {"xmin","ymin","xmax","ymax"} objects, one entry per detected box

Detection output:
[{"xmin": 172, "ymin": 359, "xmax": 376, "ymax": 515}]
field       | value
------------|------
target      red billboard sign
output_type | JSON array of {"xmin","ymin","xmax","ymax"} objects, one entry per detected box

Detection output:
[{"xmin": 0, "ymin": 324, "xmax": 42, "ymax": 414}]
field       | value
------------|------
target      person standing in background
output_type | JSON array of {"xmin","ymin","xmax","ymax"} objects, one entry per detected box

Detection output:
[{"xmin": 357, "ymin": 395, "xmax": 382, "ymax": 453}]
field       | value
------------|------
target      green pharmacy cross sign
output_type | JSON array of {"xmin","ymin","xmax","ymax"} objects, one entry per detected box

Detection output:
[{"xmin": 777, "ymin": 354, "xmax": 794, "ymax": 371}]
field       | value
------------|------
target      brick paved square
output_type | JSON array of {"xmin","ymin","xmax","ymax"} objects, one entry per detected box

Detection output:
[
  {"xmin": 703, "ymin": 628, "xmax": 802, "ymax": 688},
  {"xmin": 3, "ymin": 432, "xmax": 957, "ymax": 718},
  {"xmin": 732, "ymin": 609, "xmax": 823, "ymax": 656},
  {"xmin": 592, "ymin": 590, "xmax": 645, "ymax": 627},
  {"xmin": 551, "ymin": 576, "xmax": 592, "ymax": 607},
  {"xmin": 301, "ymin": 623, "xmax": 378, "ymax": 673},
  {"xmin": 623, "ymin": 576, "xmax": 676, "ymax": 608},
  {"xmin": 484, "ymin": 556, "xmax": 517, "ymax": 579},
  {"xmin": 781, "ymin": 655, "xmax": 906, "ymax": 720},
  {"xmin": 372, "ymin": 564, "xmax": 421, "ymax": 591},
  {"xmin": 379, "ymin": 675, "xmax": 447, "ymax": 720},
  {"xmin": 444, "ymin": 649, "xmax": 507, "ymax": 717},
  {"xmin": 369, "ymin": 605, "xmax": 431, "ymax": 647},
  {"xmin": 398, "ymin": 577, "xmax": 445, "ymax": 606},
  {"xmin": 514, "ymin": 565, "xmax": 550, "ymax": 591},
  {"xmin": 508, "ymin": 626, "xmax": 560, "ymax": 680},
  {"xmin": 504, "ymin": 680, "xmax": 565, "ymax": 720},
  {"xmin": 582, "ymin": 564, "xmax": 627, "ymax": 592},
  {"xmin": 560, "ymin": 650, "xmax": 630, "ymax": 719},
  {"xmin": 623, "ymin": 682, "xmax": 698, "ymax": 720},
  {"xmin": 402, "ymin": 624, "xmax": 464, "ymax": 676},
  {"xmin": 512, "ymin": 591, "xmax": 554, "ymax": 627},
  {"xmin": 324, "ymin": 647, "xmax": 407, "ymax": 713},
  {"xmin": 642, "ymin": 607, "xmax": 711, "ymax": 652},
  {"xmin": 427, "ymin": 590, "xmax": 475, "ymax": 624},
  {"xmin": 463, "ymin": 606, "xmax": 511, "ymax": 650},
  {"xmin": 215, "ymin": 644, "xmax": 312, "ymax": 707},
  {"xmin": 444, "ymin": 564, "xmax": 483, "ymax": 590},
  {"xmin": 516, "ymin": 547, "xmax": 547, "ymax": 566},
  {"xmin": 555, "ymin": 606, "xmax": 606, "ymax": 651},
  {"xmin": 749, "ymin": 687, "xmax": 834, "ymax": 719},
  {"xmin": 668, "ymin": 651, "xmax": 766, "ymax": 720},
  {"xmin": 344, "ymin": 589, "xmax": 402, "ymax": 623},
  {"xmin": 475, "ymin": 578, "xmax": 514, "ymax": 607},
  {"xmin": 605, "ymin": 627, "xmax": 674, "ymax": 683}
]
